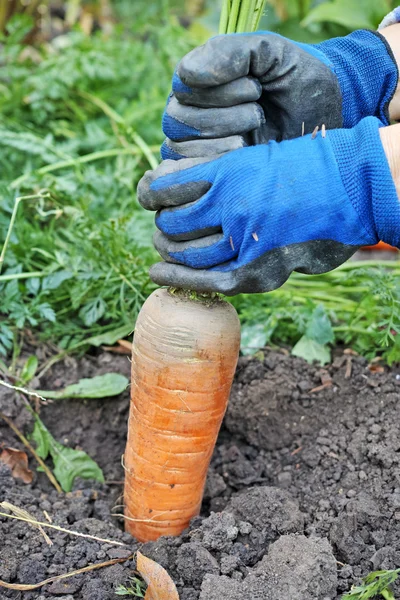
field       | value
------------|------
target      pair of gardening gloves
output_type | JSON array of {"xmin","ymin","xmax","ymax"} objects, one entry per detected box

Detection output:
[{"xmin": 138, "ymin": 23, "xmax": 400, "ymax": 295}]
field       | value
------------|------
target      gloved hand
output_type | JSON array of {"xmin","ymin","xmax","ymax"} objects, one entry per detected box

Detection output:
[
  {"xmin": 161, "ymin": 31, "xmax": 398, "ymax": 160},
  {"xmin": 139, "ymin": 117, "xmax": 400, "ymax": 295}
]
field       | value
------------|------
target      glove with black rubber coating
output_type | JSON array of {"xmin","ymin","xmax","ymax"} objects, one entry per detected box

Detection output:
[
  {"xmin": 161, "ymin": 30, "xmax": 399, "ymax": 160},
  {"xmin": 139, "ymin": 117, "xmax": 400, "ymax": 295}
]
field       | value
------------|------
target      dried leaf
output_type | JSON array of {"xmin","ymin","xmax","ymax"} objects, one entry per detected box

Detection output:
[
  {"xmin": 117, "ymin": 339, "xmax": 133, "ymax": 351},
  {"xmin": 0, "ymin": 447, "xmax": 33, "ymax": 483},
  {"xmin": 368, "ymin": 364, "xmax": 385, "ymax": 374},
  {"xmin": 102, "ymin": 339, "xmax": 132, "ymax": 355},
  {"xmin": 137, "ymin": 552, "xmax": 179, "ymax": 600},
  {"xmin": 344, "ymin": 348, "xmax": 359, "ymax": 356}
]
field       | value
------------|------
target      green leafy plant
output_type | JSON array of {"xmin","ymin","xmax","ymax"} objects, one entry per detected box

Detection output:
[
  {"xmin": 31, "ymin": 415, "xmax": 105, "ymax": 492},
  {"xmin": 233, "ymin": 262, "xmax": 400, "ymax": 364},
  {"xmin": 0, "ymin": 7, "xmax": 198, "ymax": 356},
  {"xmin": 115, "ymin": 576, "xmax": 146, "ymax": 597},
  {"xmin": 343, "ymin": 569, "xmax": 400, "ymax": 600},
  {"xmin": 36, "ymin": 373, "xmax": 129, "ymax": 400},
  {"xmin": 19, "ymin": 355, "xmax": 38, "ymax": 384},
  {"xmin": 291, "ymin": 305, "xmax": 334, "ymax": 365}
]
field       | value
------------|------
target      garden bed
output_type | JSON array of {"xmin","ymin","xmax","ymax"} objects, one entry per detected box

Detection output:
[{"xmin": 1, "ymin": 347, "xmax": 400, "ymax": 599}]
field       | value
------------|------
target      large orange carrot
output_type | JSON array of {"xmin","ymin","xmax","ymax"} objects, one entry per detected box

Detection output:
[{"xmin": 124, "ymin": 288, "xmax": 240, "ymax": 541}]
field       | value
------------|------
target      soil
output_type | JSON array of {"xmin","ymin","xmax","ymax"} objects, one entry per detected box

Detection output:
[{"xmin": 1, "ymin": 347, "xmax": 400, "ymax": 599}]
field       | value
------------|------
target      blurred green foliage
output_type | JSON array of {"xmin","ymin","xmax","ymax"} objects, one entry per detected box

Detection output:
[
  {"xmin": 0, "ymin": 2, "xmax": 199, "ymax": 354},
  {"xmin": 203, "ymin": 0, "xmax": 399, "ymax": 41},
  {"xmin": 1, "ymin": 0, "xmax": 400, "ymax": 364}
]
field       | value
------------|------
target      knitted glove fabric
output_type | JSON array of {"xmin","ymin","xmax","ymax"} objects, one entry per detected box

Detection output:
[
  {"xmin": 138, "ymin": 117, "xmax": 400, "ymax": 295},
  {"xmin": 161, "ymin": 30, "xmax": 398, "ymax": 161},
  {"xmin": 318, "ymin": 31, "xmax": 398, "ymax": 127}
]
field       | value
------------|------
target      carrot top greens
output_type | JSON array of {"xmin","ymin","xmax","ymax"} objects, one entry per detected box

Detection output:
[{"xmin": 219, "ymin": 0, "xmax": 268, "ymax": 34}]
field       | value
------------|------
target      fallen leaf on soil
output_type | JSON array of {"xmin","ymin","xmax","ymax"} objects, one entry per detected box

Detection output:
[
  {"xmin": 370, "ymin": 356, "xmax": 384, "ymax": 364},
  {"xmin": 137, "ymin": 551, "xmax": 179, "ymax": 600},
  {"xmin": 368, "ymin": 363, "xmax": 385, "ymax": 374},
  {"xmin": 102, "ymin": 338, "xmax": 132, "ymax": 354},
  {"xmin": 0, "ymin": 555, "xmax": 133, "ymax": 591},
  {"xmin": 117, "ymin": 339, "xmax": 133, "ymax": 351},
  {"xmin": 35, "ymin": 373, "xmax": 129, "ymax": 399},
  {"xmin": 0, "ymin": 447, "xmax": 33, "ymax": 483}
]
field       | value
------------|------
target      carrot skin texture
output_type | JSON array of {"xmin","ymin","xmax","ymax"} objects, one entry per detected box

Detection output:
[{"xmin": 124, "ymin": 288, "xmax": 240, "ymax": 541}]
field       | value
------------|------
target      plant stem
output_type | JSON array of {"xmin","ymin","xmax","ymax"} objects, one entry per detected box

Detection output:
[
  {"xmin": 0, "ymin": 271, "xmax": 45, "ymax": 283},
  {"xmin": 0, "ymin": 510, "xmax": 127, "ymax": 546},
  {"xmin": 10, "ymin": 147, "xmax": 158, "ymax": 190},
  {"xmin": 226, "ymin": 0, "xmax": 241, "ymax": 33},
  {"xmin": 236, "ymin": 0, "xmax": 252, "ymax": 32},
  {"xmin": 219, "ymin": 0, "xmax": 231, "ymax": 33},
  {"xmin": 245, "ymin": 0, "xmax": 258, "ymax": 31},
  {"xmin": 0, "ymin": 410, "xmax": 62, "ymax": 493},
  {"xmin": 0, "ymin": 553, "xmax": 133, "ymax": 592},
  {"xmin": 252, "ymin": 0, "xmax": 266, "ymax": 30},
  {"xmin": 220, "ymin": 0, "xmax": 268, "ymax": 34},
  {"xmin": 0, "ymin": 0, "xmax": 8, "ymax": 33},
  {"xmin": 332, "ymin": 326, "xmax": 375, "ymax": 336},
  {"xmin": 0, "ymin": 192, "xmax": 50, "ymax": 275},
  {"xmin": 78, "ymin": 90, "xmax": 158, "ymax": 169}
]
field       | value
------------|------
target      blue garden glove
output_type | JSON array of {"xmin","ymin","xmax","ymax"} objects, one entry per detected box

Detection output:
[
  {"xmin": 138, "ymin": 117, "xmax": 400, "ymax": 295},
  {"xmin": 161, "ymin": 31, "xmax": 398, "ymax": 160}
]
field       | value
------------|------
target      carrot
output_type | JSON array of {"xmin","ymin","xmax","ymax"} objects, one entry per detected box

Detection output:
[
  {"xmin": 361, "ymin": 241, "xmax": 398, "ymax": 252},
  {"xmin": 124, "ymin": 0, "xmax": 267, "ymax": 542},
  {"xmin": 123, "ymin": 288, "xmax": 240, "ymax": 541}
]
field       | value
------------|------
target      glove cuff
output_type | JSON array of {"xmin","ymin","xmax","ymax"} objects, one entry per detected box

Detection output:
[
  {"xmin": 329, "ymin": 117, "xmax": 400, "ymax": 248},
  {"xmin": 317, "ymin": 30, "xmax": 398, "ymax": 127}
]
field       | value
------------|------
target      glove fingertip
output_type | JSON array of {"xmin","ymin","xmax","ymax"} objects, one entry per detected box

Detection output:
[
  {"xmin": 161, "ymin": 140, "xmax": 185, "ymax": 161},
  {"xmin": 172, "ymin": 71, "xmax": 192, "ymax": 96},
  {"xmin": 149, "ymin": 262, "xmax": 173, "ymax": 287},
  {"xmin": 162, "ymin": 112, "xmax": 200, "ymax": 141}
]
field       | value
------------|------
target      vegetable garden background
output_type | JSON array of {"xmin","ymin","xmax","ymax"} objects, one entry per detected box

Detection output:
[
  {"xmin": 2, "ymin": 3, "xmax": 400, "ymax": 599},
  {"xmin": 1, "ymin": 0, "xmax": 400, "ymax": 371}
]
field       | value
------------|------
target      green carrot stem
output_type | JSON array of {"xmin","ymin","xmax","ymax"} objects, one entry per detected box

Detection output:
[
  {"xmin": 252, "ymin": 0, "xmax": 266, "ymax": 30},
  {"xmin": 245, "ymin": 0, "xmax": 258, "ymax": 32},
  {"xmin": 236, "ymin": 0, "xmax": 253, "ymax": 32},
  {"xmin": 219, "ymin": 0, "xmax": 231, "ymax": 34},
  {"xmin": 226, "ymin": 0, "xmax": 241, "ymax": 33}
]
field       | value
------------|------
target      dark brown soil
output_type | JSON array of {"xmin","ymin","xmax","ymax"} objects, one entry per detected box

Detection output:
[{"xmin": 1, "ymin": 348, "xmax": 400, "ymax": 599}]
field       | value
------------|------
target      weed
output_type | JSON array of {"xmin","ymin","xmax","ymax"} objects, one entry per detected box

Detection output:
[
  {"xmin": 115, "ymin": 576, "xmax": 146, "ymax": 597},
  {"xmin": 343, "ymin": 569, "xmax": 400, "ymax": 600}
]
